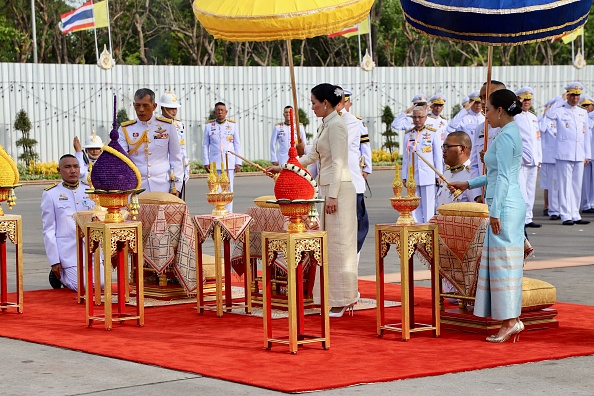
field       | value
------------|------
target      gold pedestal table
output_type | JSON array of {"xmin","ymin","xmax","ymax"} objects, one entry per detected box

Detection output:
[
  {"xmin": 0, "ymin": 215, "xmax": 22, "ymax": 313},
  {"xmin": 192, "ymin": 214, "xmax": 253, "ymax": 317},
  {"xmin": 74, "ymin": 211, "xmax": 105, "ymax": 305},
  {"xmin": 376, "ymin": 224, "xmax": 440, "ymax": 341},
  {"xmin": 262, "ymin": 230, "xmax": 329, "ymax": 354},
  {"xmin": 85, "ymin": 220, "xmax": 143, "ymax": 330}
]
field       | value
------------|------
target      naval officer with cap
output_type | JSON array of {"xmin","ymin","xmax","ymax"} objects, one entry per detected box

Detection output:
[
  {"xmin": 401, "ymin": 107, "xmax": 443, "ymax": 223},
  {"xmin": 546, "ymin": 82, "xmax": 591, "ymax": 225},
  {"xmin": 428, "ymin": 94, "xmax": 448, "ymax": 142},
  {"xmin": 580, "ymin": 95, "xmax": 594, "ymax": 213},
  {"xmin": 447, "ymin": 91, "xmax": 484, "ymax": 138},
  {"xmin": 270, "ymin": 105, "xmax": 307, "ymax": 165},
  {"xmin": 202, "ymin": 102, "xmax": 242, "ymax": 212},
  {"xmin": 515, "ymin": 86, "xmax": 542, "ymax": 228},
  {"xmin": 73, "ymin": 130, "xmax": 103, "ymax": 186},
  {"xmin": 343, "ymin": 89, "xmax": 372, "ymax": 181},
  {"xmin": 118, "ymin": 88, "xmax": 184, "ymax": 193},
  {"xmin": 391, "ymin": 94, "xmax": 429, "ymax": 133},
  {"xmin": 539, "ymin": 97, "xmax": 561, "ymax": 219},
  {"xmin": 42, "ymin": 154, "xmax": 103, "ymax": 291},
  {"xmin": 158, "ymin": 90, "xmax": 190, "ymax": 198}
]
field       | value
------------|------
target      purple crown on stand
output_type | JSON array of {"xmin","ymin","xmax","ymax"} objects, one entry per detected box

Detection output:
[{"xmin": 91, "ymin": 95, "xmax": 139, "ymax": 191}]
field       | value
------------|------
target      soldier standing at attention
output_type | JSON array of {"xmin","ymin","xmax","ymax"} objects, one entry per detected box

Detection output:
[
  {"xmin": 202, "ymin": 102, "xmax": 242, "ymax": 212},
  {"xmin": 118, "ymin": 88, "xmax": 184, "ymax": 194},
  {"xmin": 428, "ymin": 94, "xmax": 448, "ymax": 141},
  {"xmin": 158, "ymin": 90, "xmax": 189, "ymax": 199},
  {"xmin": 270, "ymin": 105, "xmax": 306, "ymax": 165}
]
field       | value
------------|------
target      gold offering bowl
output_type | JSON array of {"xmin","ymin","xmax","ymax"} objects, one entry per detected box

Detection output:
[
  {"xmin": 390, "ymin": 196, "xmax": 421, "ymax": 226},
  {"xmin": 279, "ymin": 203, "xmax": 311, "ymax": 233},
  {"xmin": 206, "ymin": 191, "xmax": 234, "ymax": 216},
  {"xmin": 97, "ymin": 193, "xmax": 130, "ymax": 223}
]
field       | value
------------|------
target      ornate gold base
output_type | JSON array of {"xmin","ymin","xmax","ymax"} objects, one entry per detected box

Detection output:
[
  {"xmin": 279, "ymin": 203, "xmax": 310, "ymax": 233},
  {"xmin": 206, "ymin": 192, "xmax": 234, "ymax": 216},
  {"xmin": 98, "ymin": 193, "xmax": 129, "ymax": 223},
  {"xmin": 390, "ymin": 196, "xmax": 421, "ymax": 226}
]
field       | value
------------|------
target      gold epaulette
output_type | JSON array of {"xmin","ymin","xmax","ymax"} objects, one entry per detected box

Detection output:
[
  {"xmin": 427, "ymin": 114, "xmax": 437, "ymax": 119},
  {"xmin": 425, "ymin": 125, "xmax": 437, "ymax": 132},
  {"xmin": 405, "ymin": 127, "xmax": 416, "ymax": 133},
  {"xmin": 440, "ymin": 115, "xmax": 446, "ymax": 119},
  {"xmin": 121, "ymin": 120, "xmax": 137, "ymax": 127},
  {"xmin": 44, "ymin": 182, "xmax": 59, "ymax": 191},
  {"xmin": 228, "ymin": 119, "xmax": 236, "ymax": 123},
  {"xmin": 355, "ymin": 115, "xmax": 363, "ymax": 120},
  {"xmin": 156, "ymin": 116, "xmax": 173, "ymax": 124},
  {"xmin": 206, "ymin": 119, "xmax": 215, "ymax": 123},
  {"xmin": 275, "ymin": 122, "xmax": 283, "ymax": 126},
  {"xmin": 360, "ymin": 134, "xmax": 370, "ymax": 144}
]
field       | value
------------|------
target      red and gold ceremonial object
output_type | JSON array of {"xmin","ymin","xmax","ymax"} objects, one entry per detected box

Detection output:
[
  {"xmin": 0, "ymin": 145, "xmax": 21, "ymax": 215},
  {"xmin": 88, "ymin": 96, "xmax": 144, "ymax": 222}
]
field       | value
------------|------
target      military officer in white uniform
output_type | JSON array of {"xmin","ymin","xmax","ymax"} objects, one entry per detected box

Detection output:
[
  {"xmin": 515, "ymin": 86, "xmax": 543, "ymax": 228},
  {"xmin": 343, "ymin": 89, "xmax": 372, "ymax": 180},
  {"xmin": 401, "ymin": 107, "xmax": 443, "ymax": 223},
  {"xmin": 580, "ymin": 95, "xmax": 594, "ymax": 213},
  {"xmin": 118, "ymin": 88, "xmax": 184, "ymax": 194},
  {"xmin": 158, "ymin": 90, "xmax": 189, "ymax": 199},
  {"xmin": 428, "ymin": 94, "xmax": 448, "ymax": 142},
  {"xmin": 447, "ymin": 91, "xmax": 484, "ymax": 138},
  {"xmin": 270, "ymin": 105, "xmax": 306, "ymax": 165},
  {"xmin": 42, "ymin": 154, "xmax": 102, "ymax": 291},
  {"xmin": 546, "ymin": 82, "xmax": 591, "ymax": 225},
  {"xmin": 539, "ymin": 97, "xmax": 561, "ymax": 219},
  {"xmin": 202, "ymin": 102, "xmax": 242, "ymax": 212},
  {"xmin": 436, "ymin": 132, "xmax": 480, "ymax": 206},
  {"xmin": 73, "ymin": 130, "xmax": 103, "ymax": 186},
  {"xmin": 391, "ymin": 94, "xmax": 429, "ymax": 133}
]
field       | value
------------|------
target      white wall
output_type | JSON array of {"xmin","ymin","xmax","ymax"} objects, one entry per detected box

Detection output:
[{"xmin": 1, "ymin": 63, "xmax": 592, "ymax": 163}]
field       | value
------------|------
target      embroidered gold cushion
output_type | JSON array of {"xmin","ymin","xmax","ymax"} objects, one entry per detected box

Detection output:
[
  {"xmin": 254, "ymin": 195, "xmax": 279, "ymax": 208},
  {"xmin": 436, "ymin": 202, "xmax": 489, "ymax": 217},
  {"xmin": 137, "ymin": 191, "xmax": 185, "ymax": 205},
  {"xmin": 521, "ymin": 277, "xmax": 556, "ymax": 312}
]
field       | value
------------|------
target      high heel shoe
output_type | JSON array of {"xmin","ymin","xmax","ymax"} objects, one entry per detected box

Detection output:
[
  {"xmin": 328, "ymin": 303, "xmax": 355, "ymax": 318},
  {"xmin": 486, "ymin": 320, "xmax": 524, "ymax": 343}
]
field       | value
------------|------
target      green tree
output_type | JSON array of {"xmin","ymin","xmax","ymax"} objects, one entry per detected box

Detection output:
[
  {"xmin": 450, "ymin": 104, "xmax": 462, "ymax": 119},
  {"xmin": 13, "ymin": 109, "xmax": 38, "ymax": 164},
  {"xmin": 116, "ymin": 108, "xmax": 129, "ymax": 126},
  {"xmin": 380, "ymin": 105, "xmax": 398, "ymax": 154},
  {"xmin": 297, "ymin": 107, "xmax": 311, "ymax": 140}
]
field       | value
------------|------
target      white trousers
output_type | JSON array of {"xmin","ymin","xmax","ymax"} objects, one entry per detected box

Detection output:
[
  {"xmin": 60, "ymin": 264, "xmax": 104, "ymax": 292},
  {"xmin": 581, "ymin": 162, "xmax": 594, "ymax": 210},
  {"xmin": 412, "ymin": 184, "xmax": 436, "ymax": 224},
  {"xmin": 519, "ymin": 165, "xmax": 538, "ymax": 224},
  {"xmin": 556, "ymin": 160, "xmax": 584, "ymax": 222},
  {"xmin": 541, "ymin": 163, "xmax": 559, "ymax": 216}
]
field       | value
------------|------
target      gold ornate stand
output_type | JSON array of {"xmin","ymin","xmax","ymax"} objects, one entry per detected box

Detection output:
[
  {"xmin": 193, "ymin": 214, "xmax": 252, "ymax": 317},
  {"xmin": 262, "ymin": 230, "xmax": 329, "ymax": 354},
  {"xmin": 0, "ymin": 215, "xmax": 23, "ymax": 313},
  {"xmin": 85, "ymin": 221, "xmax": 143, "ymax": 330},
  {"xmin": 376, "ymin": 224, "xmax": 440, "ymax": 341},
  {"xmin": 74, "ymin": 211, "xmax": 103, "ymax": 304}
]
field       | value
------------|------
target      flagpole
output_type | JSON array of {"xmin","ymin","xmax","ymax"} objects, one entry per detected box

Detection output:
[
  {"xmin": 31, "ymin": 0, "xmax": 37, "ymax": 63},
  {"xmin": 93, "ymin": 26, "xmax": 100, "ymax": 63},
  {"xmin": 357, "ymin": 24, "xmax": 362, "ymax": 65},
  {"xmin": 367, "ymin": 15, "xmax": 373, "ymax": 59},
  {"xmin": 106, "ymin": 0, "xmax": 113, "ymax": 55}
]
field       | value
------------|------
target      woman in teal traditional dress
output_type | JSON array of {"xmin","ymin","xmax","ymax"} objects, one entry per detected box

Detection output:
[{"xmin": 450, "ymin": 89, "xmax": 525, "ymax": 342}]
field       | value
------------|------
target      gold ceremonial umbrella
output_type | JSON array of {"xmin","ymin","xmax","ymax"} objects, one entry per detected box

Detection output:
[{"xmin": 193, "ymin": 0, "xmax": 375, "ymax": 145}]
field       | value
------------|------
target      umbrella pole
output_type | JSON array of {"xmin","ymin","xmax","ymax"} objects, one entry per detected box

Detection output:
[
  {"xmin": 483, "ymin": 45, "xmax": 493, "ymax": 157},
  {"xmin": 287, "ymin": 40, "xmax": 303, "ymax": 147}
]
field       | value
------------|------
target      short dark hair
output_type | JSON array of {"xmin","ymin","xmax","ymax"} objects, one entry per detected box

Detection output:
[
  {"xmin": 134, "ymin": 88, "xmax": 155, "ymax": 103},
  {"xmin": 311, "ymin": 83, "xmax": 342, "ymax": 108},
  {"xmin": 284, "ymin": 105, "xmax": 293, "ymax": 110},
  {"xmin": 59, "ymin": 154, "xmax": 77, "ymax": 162},
  {"xmin": 489, "ymin": 89, "xmax": 523, "ymax": 116},
  {"xmin": 215, "ymin": 102, "xmax": 226, "ymax": 108},
  {"xmin": 482, "ymin": 80, "xmax": 506, "ymax": 88},
  {"xmin": 447, "ymin": 131, "xmax": 472, "ymax": 151}
]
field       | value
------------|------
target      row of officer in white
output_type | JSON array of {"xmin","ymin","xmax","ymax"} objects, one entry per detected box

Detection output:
[
  {"xmin": 42, "ymin": 154, "xmax": 104, "ymax": 291},
  {"xmin": 269, "ymin": 105, "xmax": 307, "ymax": 165},
  {"xmin": 391, "ymin": 94, "xmax": 447, "ymax": 135},
  {"xmin": 515, "ymin": 86, "xmax": 543, "ymax": 228},
  {"xmin": 202, "ymin": 102, "xmax": 242, "ymax": 212},
  {"xmin": 538, "ymin": 97, "xmax": 561, "ymax": 219},
  {"xmin": 118, "ymin": 88, "xmax": 184, "ymax": 194},
  {"xmin": 446, "ymin": 91, "xmax": 485, "ymax": 138},
  {"xmin": 401, "ymin": 106, "xmax": 443, "ymax": 223},
  {"xmin": 580, "ymin": 95, "xmax": 594, "ymax": 213},
  {"xmin": 545, "ymin": 82, "xmax": 591, "ymax": 226}
]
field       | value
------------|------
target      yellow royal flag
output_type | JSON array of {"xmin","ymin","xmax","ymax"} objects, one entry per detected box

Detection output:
[
  {"xmin": 93, "ymin": 1, "xmax": 109, "ymax": 29},
  {"xmin": 328, "ymin": 16, "xmax": 370, "ymax": 39},
  {"xmin": 561, "ymin": 26, "xmax": 583, "ymax": 44}
]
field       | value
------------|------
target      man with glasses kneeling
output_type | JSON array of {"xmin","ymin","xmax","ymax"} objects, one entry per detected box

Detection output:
[{"xmin": 436, "ymin": 131, "xmax": 481, "ymax": 206}]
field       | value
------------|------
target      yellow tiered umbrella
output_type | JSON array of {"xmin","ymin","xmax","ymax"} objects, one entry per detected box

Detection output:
[{"xmin": 193, "ymin": 0, "xmax": 375, "ymax": 143}]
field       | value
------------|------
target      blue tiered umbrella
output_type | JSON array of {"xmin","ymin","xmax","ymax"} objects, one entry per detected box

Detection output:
[{"xmin": 399, "ymin": 0, "xmax": 591, "ymax": 149}]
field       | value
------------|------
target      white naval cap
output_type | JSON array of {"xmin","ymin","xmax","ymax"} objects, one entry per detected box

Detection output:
[
  {"xmin": 158, "ymin": 90, "xmax": 182, "ymax": 109},
  {"xmin": 461, "ymin": 96, "xmax": 470, "ymax": 106},
  {"xmin": 515, "ymin": 86, "xmax": 534, "ymax": 100},
  {"xmin": 565, "ymin": 82, "xmax": 584, "ymax": 95},
  {"xmin": 429, "ymin": 94, "xmax": 446, "ymax": 105},
  {"xmin": 411, "ymin": 94, "xmax": 428, "ymax": 104},
  {"xmin": 468, "ymin": 91, "xmax": 481, "ymax": 102},
  {"xmin": 580, "ymin": 95, "xmax": 593, "ymax": 107},
  {"xmin": 83, "ymin": 130, "xmax": 103, "ymax": 149}
]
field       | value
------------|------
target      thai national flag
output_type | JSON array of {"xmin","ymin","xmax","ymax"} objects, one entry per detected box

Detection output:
[{"xmin": 59, "ymin": 0, "xmax": 95, "ymax": 34}]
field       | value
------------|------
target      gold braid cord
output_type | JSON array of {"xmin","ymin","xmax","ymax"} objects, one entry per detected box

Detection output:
[
  {"xmin": 88, "ymin": 229, "xmax": 138, "ymax": 254},
  {"xmin": 0, "ymin": 219, "xmax": 17, "ymax": 244}
]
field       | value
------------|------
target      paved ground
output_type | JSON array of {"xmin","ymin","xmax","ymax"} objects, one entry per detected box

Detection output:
[{"xmin": 1, "ymin": 170, "xmax": 593, "ymax": 395}]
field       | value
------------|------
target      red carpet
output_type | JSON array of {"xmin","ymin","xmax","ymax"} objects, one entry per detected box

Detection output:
[{"xmin": 1, "ymin": 281, "xmax": 593, "ymax": 393}]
